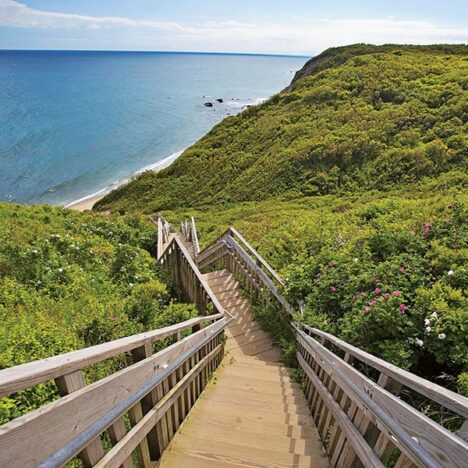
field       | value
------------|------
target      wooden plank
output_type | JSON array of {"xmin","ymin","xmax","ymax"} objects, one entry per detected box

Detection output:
[
  {"xmin": 298, "ymin": 332, "xmax": 467, "ymax": 467},
  {"xmin": 0, "ymin": 320, "xmax": 228, "ymax": 467},
  {"xmin": 127, "ymin": 402, "xmax": 152, "ymax": 468},
  {"xmin": 0, "ymin": 314, "xmax": 222, "ymax": 398},
  {"xmin": 304, "ymin": 325, "xmax": 468, "ymax": 419},
  {"xmin": 107, "ymin": 419, "xmax": 133, "ymax": 468},
  {"xmin": 297, "ymin": 352, "xmax": 384, "ymax": 467},
  {"xmin": 54, "ymin": 370, "xmax": 105, "ymax": 467},
  {"xmin": 94, "ymin": 343, "xmax": 223, "ymax": 468}
]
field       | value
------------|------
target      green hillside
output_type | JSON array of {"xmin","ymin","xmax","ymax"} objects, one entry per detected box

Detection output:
[
  {"xmin": 0, "ymin": 203, "xmax": 196, "ymax": 424},
  {"xmin": 1, "ymin": 42, "xmax": 466, "ymax": 421},
  {"xmin": 95, "ymin": 44, "xmax": 467, "ymax": 213}
]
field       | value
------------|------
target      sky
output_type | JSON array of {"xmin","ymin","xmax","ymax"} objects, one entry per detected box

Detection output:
[{"xmin": 0, "ymin": 0, "xmax": 467, "ymax": 55}]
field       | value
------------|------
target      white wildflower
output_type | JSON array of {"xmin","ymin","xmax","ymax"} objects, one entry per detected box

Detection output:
[
  {"xmin": 431, "ymin": 311, "xmax": 438, "ymax": 319},
  {"xmin": 415, "ymin": 338, "xmax": 424, "ymax": 347},
  {"xmin": 424, "ymin": 319, "xmax": 430, "ymax": 326},
  {"xmin": 58, "ymin": 268, "xmax": 63, "ymax": 273},
  {"xmin": 354, "ymin": 258, "xmax": 359, "ymax": 262},
  {"xmin": 32, "ymin": 249, "xmax": 38, "ymax": 254},
  {"xmin": 407, "ymin": 338, "xmax": 414, "ymax": 344},
  {"xmin": 438, "ymin": 333, "xmax": 446, "ymax": 340},
  {"xmin": 447, "ymin": 270, "xmax": 454, "ymax": 276},
  {"xmin": 425, "ymin": 327, "xmax": 431, "ymax": 332}
]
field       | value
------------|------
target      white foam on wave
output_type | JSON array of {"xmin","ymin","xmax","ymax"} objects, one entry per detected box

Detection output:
[
  {"xmin": 224, "ymin": 97, "xmax": 267, "ymax": 109},
  {"xmin": 64, "ymin": 149, "xmax": 184, "ymax": 208}
]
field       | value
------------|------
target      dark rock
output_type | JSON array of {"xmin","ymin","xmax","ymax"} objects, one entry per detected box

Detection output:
[
  {"xmin": 216, "ymin": 98, "xmax": 224, "ymax": 103},
  {"xmin": 204, "ymin": 102, "xmax": 213, "ymax": 107}
]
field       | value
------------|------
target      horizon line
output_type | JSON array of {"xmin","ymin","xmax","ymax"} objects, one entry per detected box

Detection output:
[{"xmin": 0, "ymin": 48, "xmax": 312, "ymax": 59}]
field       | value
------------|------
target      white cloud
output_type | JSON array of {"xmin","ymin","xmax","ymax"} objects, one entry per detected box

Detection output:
[{"xmin": 1, "ymin": 0, "xmax": 467, "ymax": 54}]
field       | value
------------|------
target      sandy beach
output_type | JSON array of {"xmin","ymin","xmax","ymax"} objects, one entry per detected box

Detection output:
[{"xmin": 67, "ymin": 194, "xmax": 104, "ymax": 211}]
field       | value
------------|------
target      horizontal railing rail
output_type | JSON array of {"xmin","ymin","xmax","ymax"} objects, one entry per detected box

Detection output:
[
  {"xmin": 0, "ymin": 318, "xmax": 230, "ymax": 467},
  {"xmin": 295, "ymin": 324, "xmax": 468, "ymax": 467},
  {"xmin": 159, "ymin": 232, "xmax": 233, "ymax": 320},
  {"xmin": 197, "ymin": 231, "xmax": 295, "ymax": 319},
  {"xmin": 0, "ymin": 314, "xmax": 222, "ymax": 399},
  {"xmin": 303, "ymin": 325, "xmax": 468, "ymax": 420}
]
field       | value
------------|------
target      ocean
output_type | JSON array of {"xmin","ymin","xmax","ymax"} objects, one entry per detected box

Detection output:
[{"xmin": 0, "ymin": 50, "xmax": 307, "ymax": 206}]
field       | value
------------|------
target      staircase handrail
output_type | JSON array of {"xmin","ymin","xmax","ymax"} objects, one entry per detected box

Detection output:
[{"xmin": 0, "ymin": 313, "xmax": 223, "ymax": 399}]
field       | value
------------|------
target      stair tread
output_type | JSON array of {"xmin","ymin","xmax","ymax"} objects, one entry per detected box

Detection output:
[{"xmin": 160, "ymin": 263, "xmax": 327, "ymax": 468}]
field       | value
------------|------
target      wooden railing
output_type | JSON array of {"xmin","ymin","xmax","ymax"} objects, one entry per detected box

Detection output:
[
  {"xmin": 153, "ymin": 214, "xmax": 174, "ymax": 260},
  {"xmin": 197, "ymin": 228, "xmax": 295, "ymax": 316},
  {"xmin": 0, "ymin": 315, "xmax": 229, "ymax": 467},
  {"xmin": 159, "ymin": 233, "xmax": 231, "ymax": 319},
  {"xmin": 296, "ymin": 325, "xmax": 468, "ymax": 467},
  {"xmin": 180, "ymin": 217, "xmax": 200, "ymax": 257},
  {"xmin": 196, "ymin": 221, "xmax": 468, "ymax": 468},
  {"xmin": 0, "ymin": 216, "xmax": 234, "ymax": 467}
]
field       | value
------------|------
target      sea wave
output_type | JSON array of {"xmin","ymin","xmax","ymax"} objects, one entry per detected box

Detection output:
[{"xmin": 64, "ymin": 149, "xmax": 184, "ymax": 208}]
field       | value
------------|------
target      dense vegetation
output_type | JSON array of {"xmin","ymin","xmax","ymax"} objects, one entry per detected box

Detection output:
[
  {"xmin": 95, "ymin": 44, "xmax": 467, "ymax": 395},
  {"xmin": 165, "ymin": 173, "xmax": 466, "ymax": 394},
  {"xmin": 0, "ymin": 203, "xmax": 196, "ymax": 423},
  {"xmin": 1, "ymin": 43, "xmax": 466, "ymax": 429},
  {"xmin": 96, "ymin": 44, "xmax": 467, "ymax": 213}
]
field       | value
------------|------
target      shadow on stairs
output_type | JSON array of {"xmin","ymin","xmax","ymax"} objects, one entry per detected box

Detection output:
[{"xmin": 159, "ymin": 269, "xmax": 329, "ymax": 467}]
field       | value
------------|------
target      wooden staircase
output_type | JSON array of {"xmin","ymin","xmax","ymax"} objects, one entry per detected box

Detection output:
[
  {"xmin": 160, "ymin": 269, "xmax": 328, "ymax": 467},
  {"xmin": 1, "ymin": 215, "xmax": 466, "ymax": 468}
]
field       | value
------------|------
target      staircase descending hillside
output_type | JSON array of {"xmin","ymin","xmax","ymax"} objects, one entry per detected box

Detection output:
[
  {"xmin": 160, "ymin": 268, "xmax": 328, "ymax": 467},
  {"xmin": 0, "ymin": 215, "xmax": 466, "ymax": 468}
]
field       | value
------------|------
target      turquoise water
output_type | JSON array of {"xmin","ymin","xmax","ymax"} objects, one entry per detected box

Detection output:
[{"xmin": 0, "ymin": 50, "xmax": 307, "ymax": 206}]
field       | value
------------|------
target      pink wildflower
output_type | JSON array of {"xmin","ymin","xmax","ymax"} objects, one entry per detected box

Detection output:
[
  {"xmin": 360, "ymin": 291, "xmax": 366, "ymax": 297},
  {"xmin": 399, "ymin": 266, "xmax": 405, "ymax": 273},
  {"xmin": 384, "ymin": 293, "xmax": 390, "ymax": 299},
  {"xmin": 400, "ymin": 304, "xmax": 407, "ymax": 314},
  {"xmin": 329, "ymin": 286, "xmax": 337, "ymax": 292},
  {"xmin": 393, "ymin": 290, "xmax": 400, "ymax": 297},
  {"xmin": 370, "ymin": 300, "xmax": 377, "ymax": 306},
  {"xmin": 364, "ymin": 307, "xmax": 370, "ymax": 314},
  {"xmin": 424, "ymin": 222, "xmax": 431, "ymax": 236},
  {"xmin": 374, "ymin": 288, "xmax": 382, "ymax": 295},
  {"xmin": 352, "ymin": 295, "xmax": 356, "ymax": 301}
]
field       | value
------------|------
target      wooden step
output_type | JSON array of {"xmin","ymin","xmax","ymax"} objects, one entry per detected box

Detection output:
[
  {"xmin": 202, "ymin": 269, "xmax": 230, "ymax": 280},
  {"xmin": 169, "ymin": 421, "xmax": 325, "ymax": 455},
  {"xmin": 173, "ymin": 407, "xmax": 320, "ymax": 440},
  {"xmin": 162, "ymin": 434, "xmax": 324, "ymax": 468},
  {"xmin": 226, "ymin": 322, "xmax": 262, "ymax": 338}
]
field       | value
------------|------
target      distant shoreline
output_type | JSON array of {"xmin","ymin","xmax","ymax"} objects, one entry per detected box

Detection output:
[
  {"xmin": 67, "ymin": 194, "xmax": 105, "ymax": 211},
  {"xmin": 67, "ymin": 149, "xmax": 183, "ymax": 211}
]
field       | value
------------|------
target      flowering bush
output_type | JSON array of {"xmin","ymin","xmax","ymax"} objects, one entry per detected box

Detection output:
[
  {"xmin": 0, "ymin": 203, "xmax": 191, "ymax": 423},
  {"xmin": 281, "ymin": 196, "xmax": 467, "ymax": 391}
]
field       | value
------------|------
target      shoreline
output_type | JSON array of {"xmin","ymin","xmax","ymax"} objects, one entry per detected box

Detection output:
[
  {"xmin": 66, "ymin": 149, "xmax": 183, "ymax": 212},
  {"xmin": 67, "ymin": 194, "xmax": 105, "ymax": 211}
]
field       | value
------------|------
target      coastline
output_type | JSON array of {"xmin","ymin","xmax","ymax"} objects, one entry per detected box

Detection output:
[
  {"xmin": 66, "ymin": 149, "xmax": 183, "ymax": 211},
  {"xmin": 67, "ymin": 194, "xmax": 105, "ymax": 211},
  {"xmin": 64, "ymin": 97, "xmax": 269, "ymax": 212}
]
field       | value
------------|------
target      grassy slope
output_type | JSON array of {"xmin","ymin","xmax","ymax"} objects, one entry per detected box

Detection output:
[
  {"xmin": 0, "ymin": 204, "xmax": 198, "ymax": 423},
  {"xmin": 95, "ymin": 44, "xmax": 467, "ymax": 213},
  {"xmin": 95, "ymin": 44, "xmax": 467, "ymax": 395}
]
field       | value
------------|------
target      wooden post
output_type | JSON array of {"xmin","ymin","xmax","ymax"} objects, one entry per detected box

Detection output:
[
  {"xmin": 131, "ymin": 343, "xmax": 161, "ymax": 461},
  {"xmin": 55, "ymin": 370, "xmax": 105, "ymax": 467}
]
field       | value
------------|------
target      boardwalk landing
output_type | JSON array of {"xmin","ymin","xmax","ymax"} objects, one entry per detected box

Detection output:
[{"xmin": 160, "ymin": 269, "xmax": 329, "ymax": 467}]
